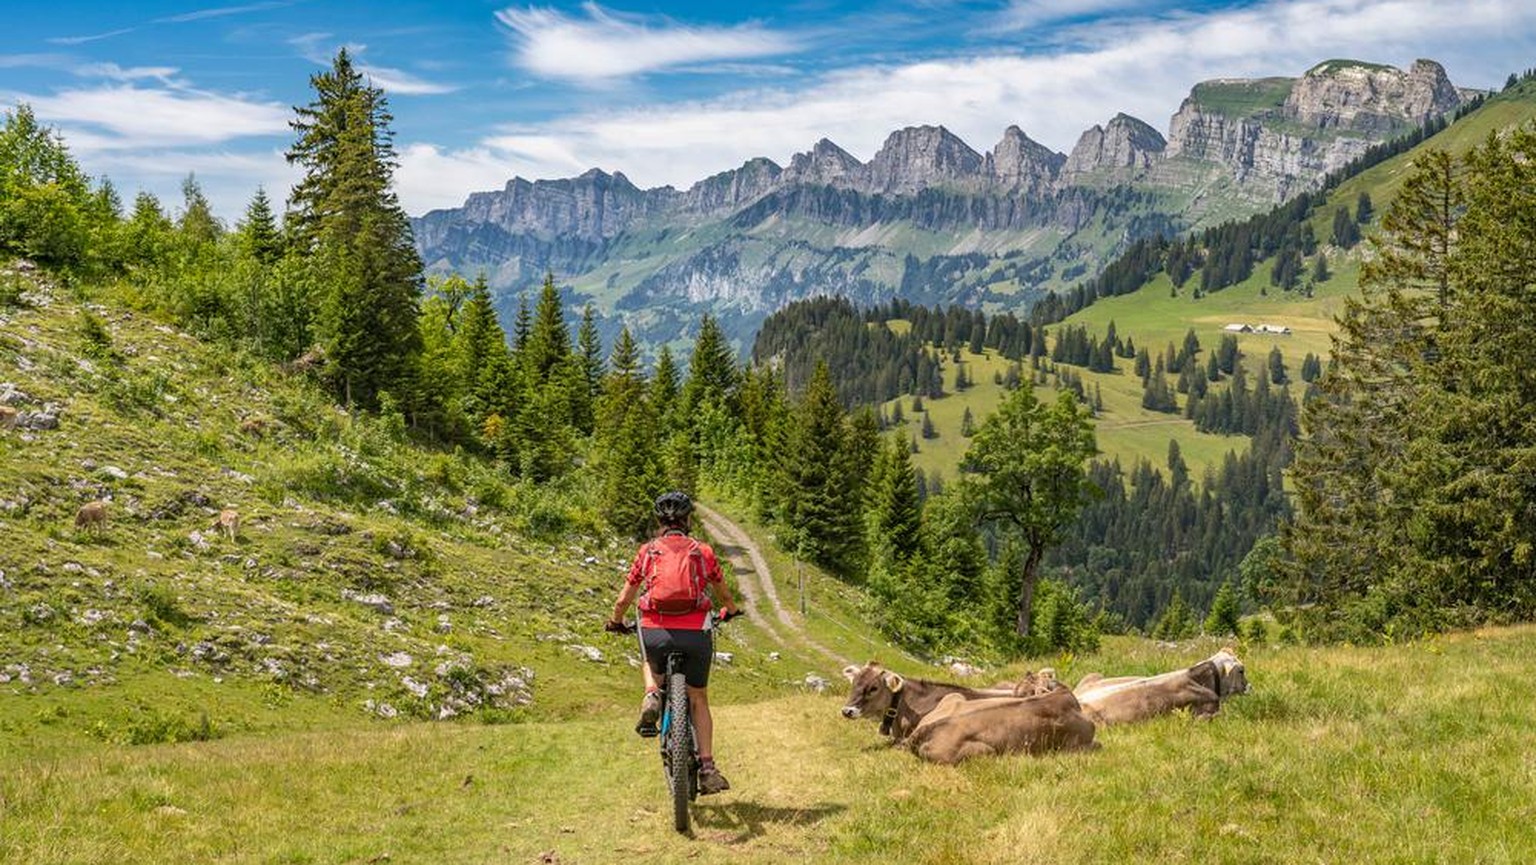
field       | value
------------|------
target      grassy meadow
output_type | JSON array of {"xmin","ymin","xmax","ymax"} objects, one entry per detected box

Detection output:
[{"xmin": 7, "ymin": 626, "xmax": 1536, "ymax": 864}]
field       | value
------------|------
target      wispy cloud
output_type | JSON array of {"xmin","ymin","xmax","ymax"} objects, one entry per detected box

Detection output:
[
  {"xmin": 154, "ymin": 2, "xmax": 291, "ymax": 24},
  {"xmin": 996, "ymin": 0, "xmax": 1172, "ymax": 30},
  {"xmin": 25, "ymin": 85, "xmax": 291, "ymax": 151},
  {"xmin": 289, "ymin": 33, "xmax": 457, "ymax": 95},
  {"xmin": 399, "ymin": 0, "xmax": 1536, "ymax": 214},
  {"xmin": 47, "ymin": 27, "xmax": 137, "ymax": 46},
  {"xmin": 358, "ymin": 64, "xmax": 459, "ymax": 95},
  {"xmin": 73, "ymin": 63, "xmax": 181, "ymax": 83},
  {"xmin": 495, "ymin": 3, "xmax": 802, "ymax": 83}
]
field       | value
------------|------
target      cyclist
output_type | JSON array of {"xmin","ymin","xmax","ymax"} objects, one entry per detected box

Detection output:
[{"xmin": 606, "ymin": 491, "xmax": 740, "ymax": 795}]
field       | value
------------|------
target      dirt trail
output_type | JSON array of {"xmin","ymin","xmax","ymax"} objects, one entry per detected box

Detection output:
[{"xmin": 695, "ymin": 504, "xmax": 851, "ymax": 669}]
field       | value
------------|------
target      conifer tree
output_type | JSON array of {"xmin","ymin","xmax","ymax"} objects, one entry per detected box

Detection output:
[
  {"xmin": 777, "ymin": 361, "xmax": 860, "ymax": 573},
  {"xmin": 595, "ymin": 326, "xmax": 661, "ymax": 538},
  {"xmin": 652, "ymin": 345, "xmax": 680, "ymax": 422},
  {"xmin": 1204, "ymin": 581, "xmax": 1242, "ymax": 636},
  {"xmin": 284, "ymin": 48, "xmax": 423, "ymax": 410},
  {"xmin": 871, "ymin": 433, "xmax": 923, "ymax": 565},
  {"xmin": 572, "ymin": 303, "xmax": 603, "ymax": 435},
  {"xmin": 683, "ymin": 313, "xmax": 739, "ymax": 416},
  {"xmin": 238, "ymin": 187, "xmax": 283, "ymax": 265}
]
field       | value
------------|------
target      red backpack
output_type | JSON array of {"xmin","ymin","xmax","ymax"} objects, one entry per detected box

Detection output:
[{"xmin": 638, "ymin": 535, "xmax": 709, "ymax": 615}]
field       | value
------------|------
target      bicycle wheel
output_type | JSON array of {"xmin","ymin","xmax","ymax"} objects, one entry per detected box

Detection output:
[{"xmin": 665, "ymin": 669, "xmax": 692, "ymax": 833}]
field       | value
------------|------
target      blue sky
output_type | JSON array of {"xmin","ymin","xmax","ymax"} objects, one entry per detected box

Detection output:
[{"xmin": 5, "ymin": 0, "xmax": 1535, "ymax": 220}]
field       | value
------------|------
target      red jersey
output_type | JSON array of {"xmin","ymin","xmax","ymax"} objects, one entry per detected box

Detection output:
[{"xmin": 626, "ymin": 531, "xmax": 724, "ymax": 630}]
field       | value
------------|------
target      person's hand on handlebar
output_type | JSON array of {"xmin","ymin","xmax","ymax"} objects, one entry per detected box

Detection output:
[
  {"xmin": 604, "ymin": 618, "xmax": 633, "ymax": 634},
  {"xmin": 717, "ymin": 605, "xmax": 742, "ymax": 624}
]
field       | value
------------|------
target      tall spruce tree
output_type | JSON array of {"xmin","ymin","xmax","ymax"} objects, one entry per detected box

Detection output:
[
  {"xmin": 573, "ymin": 303, "xmax": 604, "ymax": 435},
  {"xmin": 595, "ymin": 326, "xmax": 662, "ymax": 538},
  {"xmin": 284, "ymin": 48, "xmax": 423, "ymax": 410},
  {"xmin": 777, "ymin": 361, "xmax": 861, "ymax": 574}
]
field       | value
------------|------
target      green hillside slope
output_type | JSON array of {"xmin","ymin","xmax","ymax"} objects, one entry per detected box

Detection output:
[{"xmin": 0, "ymin": 270, "xmax": 876, "ymax": 748}]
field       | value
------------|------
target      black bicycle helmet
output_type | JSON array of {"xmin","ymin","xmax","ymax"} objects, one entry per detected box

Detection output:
[{"xmin": 654, "ymin": 491, "xmax": 693, "ymax": 527}]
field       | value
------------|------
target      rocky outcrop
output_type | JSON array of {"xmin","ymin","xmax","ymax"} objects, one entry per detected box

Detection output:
[
  {"xmin": 862, "ymin": 125, "xmax": 985, "ymax": 194},
  {"xmin": 422, "ymin": 168, "xmax": 668, "ymax": 244},
  {"xmin": 783, "ymin": 138, "xmax": 863, "ymax": 186},
  {"xmin": 1285, "ymin": 59, "xmax": 1462, "ymax": 133},
  {"xmin": 1061, "ymin": 114, "xmax": 1165, "ymax": 177},
  {"xmin": 680, "ymin": 156, "xmax": 783, "ymax": 213},
  {"xmin": 986, "ymin": 126, "xmax": 1066, "ymax": 192}
]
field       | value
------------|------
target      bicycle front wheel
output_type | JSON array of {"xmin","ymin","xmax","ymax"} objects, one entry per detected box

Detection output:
[{"xmin": 665, "ymin": 670, "xmax": 692, "ymax": 834}]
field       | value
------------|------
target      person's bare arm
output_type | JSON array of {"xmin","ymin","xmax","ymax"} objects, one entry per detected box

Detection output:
[{"xmin": 610, "ymin": 582, "xmax": 641, "ymax": 626}]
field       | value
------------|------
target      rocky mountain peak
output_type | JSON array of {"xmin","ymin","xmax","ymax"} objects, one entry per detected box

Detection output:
[
  {"xmin": 683, "ymin": 157, "xmax": 783, "ymax": 212},
  {"xmin": 863, "ymin": 125, "xmax": 985, "ymax": 194},
  {"xmin": 1062, "ymin": 113, "xmax": 1166, "ymax": 176},
  {"xmin": 1286, "ymin": 58, "xmax": 1463, "ymax": 133},
  {"xmin": 987, "ymin": 125, "xmax": 1066, "ymax": 190},
  {"xmin": 785, "ymin": 138, "xmax": 863, "ymax": 185}
]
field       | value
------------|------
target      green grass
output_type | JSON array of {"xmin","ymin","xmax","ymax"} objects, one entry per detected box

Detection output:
[
  {"xmin": 7, "ymin": 625, "xmax": 1536, "ymax": 863},
  {"xmin": 1188, "ymin": 77, "xmax": 1294, "ymax": 118}
]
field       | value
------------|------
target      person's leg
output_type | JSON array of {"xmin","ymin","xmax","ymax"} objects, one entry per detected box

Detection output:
[{"xmin": 688, "ymin": 686, "xmax": 713, "ymax": 758}]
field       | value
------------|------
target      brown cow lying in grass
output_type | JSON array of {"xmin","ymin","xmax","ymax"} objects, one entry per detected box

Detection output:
[
  {"xmin": 841, "ymin": 662, "xmax": 1015, "ymax": 744},
  {"xmin": 904, "ymin": 675, "xmax": 1096, "ymax": 765},
  {"xmin": 1072, "ymin": 648, "xmax": 1248, "ymax": 726}
]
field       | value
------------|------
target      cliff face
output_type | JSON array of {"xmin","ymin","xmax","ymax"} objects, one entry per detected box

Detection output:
[
  {"xmin": 1164, "ymin": 59, "xmax": 1466, "ymax": 199},
  {"xmin": 1285, "ymin": 58, "xmax": 1462, "ymax": 132},
  {"xmin": 860, "ymin": 125, "xmax": 986, "ymax": 194},
  {"xmin": 1061, "ymin": 113, "xmax": 1167, "ymax": 177},
  {"xmin": 987, "ymin": 125, "xmax": 1066, "ymax": 192}
]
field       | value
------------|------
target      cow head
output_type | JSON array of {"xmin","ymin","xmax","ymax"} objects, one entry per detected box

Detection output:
[
  {"xmin": 841, "ymin": 662, "xmax": 904, "ymax": 720},
  {"xmin": 1208, "ymin": 648, "xmax": 1249, "ymax": 696},
  {"xmin": 1012, "ymin": 668, "xmax": 1063, "ymax": 697}
]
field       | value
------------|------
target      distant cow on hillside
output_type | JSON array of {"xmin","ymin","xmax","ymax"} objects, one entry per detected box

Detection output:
[{"xmin": 74, "ymin": 500, "xmax": 109, "ymax": 536}]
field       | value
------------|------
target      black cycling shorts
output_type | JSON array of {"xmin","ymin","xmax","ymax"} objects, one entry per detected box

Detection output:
[{"xmin": 640, "ymin": 627, "xmax": 714, "ymax": 688}]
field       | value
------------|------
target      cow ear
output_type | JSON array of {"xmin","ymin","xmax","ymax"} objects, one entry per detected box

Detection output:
[
  {"xmin": 883, "ymin": 672, "xmax": 905, "ymax": 693},
  {"xmin": 842, "ymin": 665, "xmax": 861, "ymax": 682}
]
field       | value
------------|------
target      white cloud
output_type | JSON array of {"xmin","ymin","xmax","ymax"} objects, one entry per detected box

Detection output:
[
  {"xmin": 495, "ymin": 3, "xmax": 802, "ymax": 82},
  {"xmin": 998, "ymin": 0, "xmax": 1167, "ymax": 30},
  {"xmin": 47, "ymin": 27, "xmax": 137, "ymax": 46},
  {"xmin": 358, "ymin": 64, "xmax": 459, "ymax": 95},
  {"xmin": 403, "ymin": 0, "xmax": 1536, "ymax": 215},
  {"xmin": 25, "ymin": 84, "xmax": 291, "ymax": 151}
]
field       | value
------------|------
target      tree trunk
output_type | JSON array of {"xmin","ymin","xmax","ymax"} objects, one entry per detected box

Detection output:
[{"xmin": 1015, "ymin": 544, "xmax": 1043, "ymax": 637}]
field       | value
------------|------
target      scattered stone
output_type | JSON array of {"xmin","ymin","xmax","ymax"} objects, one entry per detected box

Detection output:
[
  {"xmin": 0, "ymin": 383, "xmax": 31, "ymax": 405},
  {"xmin": 803, "ymin": 674, "xmax": 830, "ymax": 693},
  {"xmin": 62, "ymin": 562, "xmax": 84, "ymax": 573},
  {"xmin": 381, "ymin": 617, "xmax": 405, "ymax": 632},
  {"xmin": 99, "ymin": 465, "xmax": 129, "ymax": 480},
  {"xmin": 380, "ymin": 652, "xmax": 413, "ymax": 668},
  {"xmin": 78, "ymin": 609, "xmax": 111, "ymax": 626},
  {"xmin": 153, "ymin": 805, "xmax": 187, "ymax": 818},
  {"xmin": 714, "ymin": 652, "xmax": 734, "ymax": 665},
  {"xmin": 0, "ymin": 569, "xmax": 10, "ymax": 591},
  {"xmin": 767, "ymin": 652, "xmax": 781, "ymax": 662},
  {"xmin": 186, "ymin": 531, "xmax": 210, "ymax": 551},
  {"xmin": 341, "ymin": 590, "xmax": 394, "ymax": 615},
  {"xmin": 435, "ymin": 614, "xmax": 451, "ymax": 634},
  {"xmin": 401, "ymin": 676, "xmax": 429, "ymax": 699},
  {"xmin": 375, "ymin": 500, "xmax": 398, "ymax": 515},
  {"xmin": 471, "ymin": 595, "xmax": 495, "ymax": 608},
  {"xmin": 365, "ymin": 699, "xmax": 399, "ymax": 719},
  {"xmin": 947, "ymin": 660, "xmax": 981, "ymax": 678},
  {"xmin": 568, "ymin": 645, "xmax": 603, "ymax": 663},
  {"xmin": 584, "ymin": 556, "xmax": 598, "ymax": 565}
]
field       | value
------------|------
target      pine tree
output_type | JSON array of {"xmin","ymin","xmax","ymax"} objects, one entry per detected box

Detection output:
[
  {"xmin": 1204, "ymin": 581, "xmax": 1242, "ymax": 636},
  {"xmin": 683, "ymin": 313, "xmax": 739, "ymax": 417},
  {"xmin": 777, "ymin": 361, "xmax": 860, "ymax": 573},
  {"xmin": 595, "ymin": 326, "xmax": 661, "ymax": 538},
  {"xmin": 572, "ymin": 303, "xmax": 604, "ymax": 435},
  {"xmin": 0, "ymin": 103, "xmax": 92, "ymax": 268},
  {"xmin": 284, "ymin": 48, "xmax": 423, "ymax": 410},
  {"xmin": 1312, "ymin": 251, "xmax": 1330, "ymax": 283},
  {"xmin": 960, "ymin": 406, "xmax": 976, "ymax": 437},
  {"xmin": 651, "ymin": 345, "xmax": 680, "ymax": 422},
  {"xmin": 921, "ymin": 412, "xmax": 937, "ymax": 439}
]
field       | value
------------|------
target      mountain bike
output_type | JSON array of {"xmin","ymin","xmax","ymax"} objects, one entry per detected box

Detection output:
[{"xmin": 606, "ymin": 610, "xmax": 739, "ymax": 834}]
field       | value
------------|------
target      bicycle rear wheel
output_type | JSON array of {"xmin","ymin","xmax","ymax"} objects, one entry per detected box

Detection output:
[{"xmin": 665, "ymin": 669, "xmax": 692, "ymax": 833}]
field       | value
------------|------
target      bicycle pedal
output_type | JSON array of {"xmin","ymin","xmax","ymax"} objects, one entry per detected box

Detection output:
[{"xmin": 635, "ymin": 722, "xmax": 660, "ymax": 738}]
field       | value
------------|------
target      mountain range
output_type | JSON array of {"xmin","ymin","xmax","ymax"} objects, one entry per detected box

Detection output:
[{"xmin": 411, "ymin": 58, "xmax": 1473, "ymax": 349}]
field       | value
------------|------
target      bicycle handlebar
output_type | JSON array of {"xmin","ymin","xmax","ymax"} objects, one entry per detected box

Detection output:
[{"xmin": 604, "ymin": 608, "xmax": 741, "ymax": 635}]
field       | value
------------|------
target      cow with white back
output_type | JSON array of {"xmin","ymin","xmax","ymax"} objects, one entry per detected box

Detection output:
[
  {"xmin": 903, "ymin": 676, "xmax": 1097, "ymax": 765},
  {"xmin": 1072, "ymin": 648, "xmax": 1249, "ymax": 726}
]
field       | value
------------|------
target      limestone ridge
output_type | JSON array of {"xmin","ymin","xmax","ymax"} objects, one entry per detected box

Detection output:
[
  {"xmin": 410, "ymin": 58, "xmax": 1472, "ymax": 347},
  {"xmin": 1062, "ymin": 114, "xmax": 1167, "ymax": 177}
]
